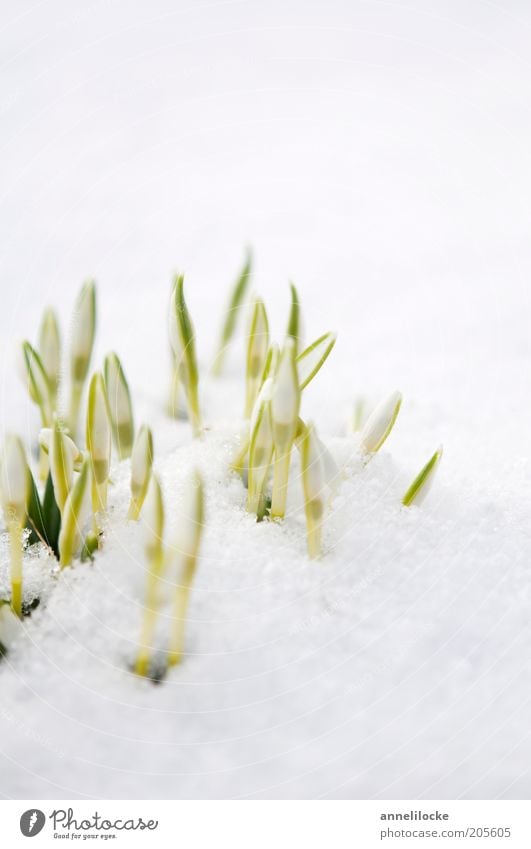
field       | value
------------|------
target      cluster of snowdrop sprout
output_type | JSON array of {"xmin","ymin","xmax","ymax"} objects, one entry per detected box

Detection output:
[
  {"xmin": 0, "ymin": 280, "xmax": 147, "ymax": 621},
  {"xmin": 135, "ymin": 470, "xmax": 205, "ymax": 680},
  {"xmin": 211, "ymin": 273, "xmax": 443, "ymax": 558}
]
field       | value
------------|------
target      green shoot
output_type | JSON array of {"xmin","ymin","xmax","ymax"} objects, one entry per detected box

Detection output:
[
  {"xmin": 270, "ymin": 339, "xmax": 300, "ymax": 519},
  {"xmin": 402, "ymin": 446, "xmax": 443, "ymax": 507},
  {"xmin": 104, "ymin": 352, "xmax": 134, "ymax": 460},
  {"xmin": 244, "ymin": 297, "xmax": 269, "ymax": 417},
  {"xmin": 167, "ymin": 471, "xmax": 204, "ymax": 667},
  {"xmin": 86, "ymin": 372, "xmax": 111, "ymax": 517},
  {"xmin": 300, "ymin": 422, "xmax": 325, "ymax": 559},
  {"xmin": 38, "ymin": 307, "xmax": 61, "ymax": 407},
  {"xmin": 58, "ymin": 454, "xmax": 92, "ymax": 568},
  {"xmin": 286, "ymin": 282, "xmax": 302, "ymax": 354},
  {"xmin": 69, "ymin": 281, "xmax": 97, "ymax": 439},
  {"xmin": 135, "ymin": 474, "xmax": 165, "ymax": 677},
  {"xmin": 169, "ymin": 275, "xmax": 202, "ymax": 437},
  {"xmin": 0, "ymin": 436, "xmax": 29, "ymax": 617},
  {"xmin": 297, "ymin": 331, "xmax": 336, "ymax": 391},
  {"xmin": 212, "ymin": 249, "xmax": 252, "ymax": 375},
  {"xmin": 127, "ymin": 425, "xmax": 154, "ymax": 520},
  {"xmin": 247, "ymin": 379, "xmax": 274, "ymax": 520}
]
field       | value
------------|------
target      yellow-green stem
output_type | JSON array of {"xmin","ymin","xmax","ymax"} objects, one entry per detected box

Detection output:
[
  {"xmin": 135, "ymin": 550, "xmax": 164, "ymax": 677},
  {"xmin": 8, "ymin": 521, "xmax": 23, "ymax": 618},
  {"xmin": 271, "ymin": 445, "xmax": 292, "ymax": 519},
  {"xmin": 69, "ymin": 382, "xmax": 83, "ymax": 440},
  {"xmin": 167, "ymin": 561, "xmax": 194, "ymax": 667}
]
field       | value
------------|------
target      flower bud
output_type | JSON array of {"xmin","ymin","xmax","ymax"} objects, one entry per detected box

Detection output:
[
  {"xmin": 86, "ymin": 372, "xmax": 111, "ymax": 511},
  {"xmin": 38, "ymin": 307, "xmax": 61, "ymax": 399},
  {"xmin": 271, "ymin": 339, "xmax": 300, "ymax": 449},
  {"xmin": 128, "ymin": 425, "xmax": 154, "ymax": 520},
  {"xmin": 70, "ymin": 281, "xmax": 96, "ymax": 384},
  {"xmin": 297, "ymin": 331, "xmax": 336, "ymax": 391},
  {"xmin": 175, "ymin": 470, "xmax": 204, "ymax": 562},
  {"xmin": 359, "ymin": 391, "xmax": 402, "ymax": 454},
  {"xmin": 0, "ymin": 435, "xmax": 29, "ymax": 526},
  {"xmin": 18, "ymin": 341, "xmax": 52, "ymax": 425},
  {"xmin": 169, "ymin": 275, "xmax": 201, "ymax": 436},
  {"xmin": 104, "ymin": 352, "xmax": 134, "ymax": 459},
  {"xmin": 402, "ymin": 446, "xmax": 443, "ymax": 507},
  {"xmin": 49, "ymin": 421, "xmax": 82, "ymax": 513},
  {"xmin": 300, "ymin": 422, "xmax": 325, "ymax": 558},
  {"xmin": 245, "ymin": 297, "xmax": 269, "ymax": 416},
  {"xmin": 142, "ymin": 473, "xmax": 165, "ymax": 566}
]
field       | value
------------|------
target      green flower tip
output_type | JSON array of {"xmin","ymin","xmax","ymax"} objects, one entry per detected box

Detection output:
[
  {"xmin": 402, "ymin": 446, "xmax": 444, "ymax": 507},
  {"xmin": 128, "ymin": 424, "xmax": 154, "ymax": 521},
  {"xmin": 360, "ymin": 390, "xmax": 402, "ymax": 454},
  {"xmin": 104, "ymin": 351, "xmax": 134, "ymax": 459},
  {"xmin": 169, "ymin": 275, "xmax": 202, "ymax": 436}
]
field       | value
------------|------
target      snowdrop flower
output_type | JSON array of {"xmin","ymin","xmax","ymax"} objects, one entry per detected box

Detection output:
[
  {"xmin": 0, "ymin": 600, "xmax": 24, "ymax": 655},
  {"xmin": 69, "ymin": 281, "xmax": 96, "ymax": 438},
  {"xmin": 247, "ymin": 379, "xmax": 274, "ymax": 519},
  {"xmin": 86, "ymin": 372, "xmax": 111, "ymax": 513},
  {"xmin": 0, "ymin": 435, "xmax": 29, "ymax": 617},
  {"xmin": 127, "ymin": 425, "xmax": 154, "ymax": 521},
  {"xmin": 270, "ymin": 339, "xmax": 300, "ymax": 519},
  {"xmin": 48, "ymin": 421, "xmax": 83, "ymax": 514},
  {"xmin": 18, "ymin": 341, "xmax": 53, "ymax": 426},
  {"xmin": 169, "ymin": 275, "xmax": 202, "ymax": 437},
  {"xmin": 104, "ymin": 352, "xmax": 134, "ymax": 459},
  {"xmin": 59, "ymin": 454, "xmax": 92, "ymax": 568},
  {"xmin": 297, "ymin": 331, "xmax": 336, "ymax": 391},
  {"xmin": 38, "ymin": 307, "xmax": 61, "ymax": 403},
  {"xmin": 135, "ymin": 474, "xmax": 165, "ymax": 677},
  {"xmin": 300, "ymin": 422, "xmax": 326, "ymax": 559},
  {"xmin": 286, "ymin": 282, "xmax": 303, "ymax": 354},
  {"xmin": 245, "ymin": 297, "xmax": 269, "ymax": 417},
  {"xmin": 359, "ymin": 391, "xmax": 402, "ymax": 454},
  {"xmin": 212, "ymin": 249, "xmax": 252, "ymax": 376},
  {"xmin": 167, "ymin": 470, "xmax": 204, "ymax": 668},
  {"xmin": 402, "ymin": 446, "xmax": 443, "ymax": 507}
]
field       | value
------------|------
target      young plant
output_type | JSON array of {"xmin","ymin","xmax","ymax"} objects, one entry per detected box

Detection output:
[
  {"xmin": 300, "ymin": 422, "xmax": 326, "ymax": 559},
  {"xmin": 0, "ymin": 436, "xmax": 29, "ymax": 617},
  {"xmin": 169, "ymin": 275, "xmax": 202, "ymax": 437},
  {"xmin": 38, "ymin": 307, "xmax": 61, "ymax": 407},
  {"xmin": 127, "ymin": 425, "xmax": 154, "ymax": 520},
  {"xmin": 86, "ymin": 372, "xmax": 111, "ymax": 517},
  {"xmin": 286, "ymin": 282, "xmax": 302, "ymax": 354},
  {"xmin": 270, "ymin": 339, "xmax": 300, "ymax": 519},
  {"xmin": 69, "ymin": 281, "xmax": 97, "ymax": 439},
  {"xmin": 46, "ymin": 422, "xmax": 83, "ymax": 515},
  {"xmin": 244, "ymin": 297, "xmax": 269, "ymax": 417},
  {"xmin": 58, "ymin": 454, "xmax": 92, "ymax": 568},
  {"xmin": 167, "ymin": 471, "xmax": 204, "ymax": 667},
  {"xmin": 212, "ymin": 249, "xmax": 252, "ymax": 375},
  {"xmin": 103, "ymin": 352, "xmax": 134, "ymax": 459},
  {"xmin": 359, "ymin": 391, "xmax": 402, "ymax": 454},
  {"xmin": 296, "ymin": 331, "xmax": 336, "ymax": 391},
  {"xmin": 402, "ymin": 446, "xmax": 443, "ymax": 507},
  {"xmin": 135, "ymin": 474, "xmax": 165, "ymax": 677},
  {"xmin": 19, "ymin": 341, "xmax": 53, "ymax": 427},
  {"xmin": 247, "ymin": 379, "xmax": 274, "ymax": 520}
]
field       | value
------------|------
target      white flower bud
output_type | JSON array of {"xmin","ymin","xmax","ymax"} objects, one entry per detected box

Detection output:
[
  {"xmin": 403, "ymin": 446, "xmax": 443, "ymax": 507},
  {"xmin": 38, "ymin": 307, "xmax": 61, "ymax": 395},
  {"xmin": 142, "ymin": 474, "xmax": 165, "ymax": 564},
  {"xmin": 300, "ymin": 422, "xmax": 326, "ymax": 559},
  {"xmin": 175, "ymin": 471, "xmax": 204, "ymax": 561},
  {"xmin": 70, "ymin": 281, "xmax": 96, "ymax": 382},
  {"xmin": 271, "ymin": 339, "xmax": 300, "ymax": 444},
  {"xmin": 86, "ymin": 372, "xmax": 111, "ymax": 478},
  {"xmin": 18, "ymin": 341, "xmax": 52, "ymax": 424},
  {"xmin": 59, "ymin": 454, "xmax": 92, "ymax": 567},
  {"xmin": 128, "ymin": 425, "xmax": 153, "ymax": 520},
  {"xmin": 360, "ymin": 391, "xmax": 402, "ymax": 454},
  {"xmin": 104, "ymin": 352, "xmax": 134, "ymax": 459},
  {"xmin": 0, "ymin": 435, "xmax": 29, "ymax": 526},
  {"xmin": 49, "ymin": 422, "xmax": 81, "ymax": 513}
]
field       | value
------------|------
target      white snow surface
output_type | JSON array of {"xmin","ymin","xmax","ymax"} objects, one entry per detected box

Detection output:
[{"xmin": 0, "ymin": 0, "xmax": 530, "ymax": 799}]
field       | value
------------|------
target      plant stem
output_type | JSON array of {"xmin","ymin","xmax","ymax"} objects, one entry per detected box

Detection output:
[
  {"xmin": 8, "ymin": 521, "xmax": 23, "ymax": 618},
  {"xmin": 271, "ymin": 446, "xmax": 292, "ymax": 519},
  {"xmin": 167, "ymin": 561, "xmax": 194, "ymax": 667},
  {"xmin": 127, "ymin": 499, "xmax": 140, "ymax": 521},
  {"xmin": 135, "ymin": 549, "xmax": 163, "ymax": 677},
  {"xmin": 69, "ymin": 381, "xmax": 83, "ymax": 440}
]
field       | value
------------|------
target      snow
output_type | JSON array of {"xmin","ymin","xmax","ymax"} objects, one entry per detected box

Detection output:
[{"xmin": 0, "ymin": 0, "xmax": 530, "ymax": 799}]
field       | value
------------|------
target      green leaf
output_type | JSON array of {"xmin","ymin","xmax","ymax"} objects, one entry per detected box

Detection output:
[
  {"xmin": 296, "ymin": 331, "xmax": 337, "ymax": 391},
  {"xmin": 25, "ymin": 470, "xmax": 61, "ymax": 558},
  {"xmin": 213, "ymin": 249, "xmax": 252, "ymax": 374},
  {"xmin": 286, "ymin": 282, "xmax": 301, "ymax": 353}
]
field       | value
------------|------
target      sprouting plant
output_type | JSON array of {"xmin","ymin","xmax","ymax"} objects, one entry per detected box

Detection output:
[
  {"xmin": 169, "ymin": 275, "xmax": 202, "ymax": 437},
  {"xmin": 0, "ymin": 436, "xmax": 29, "ymax": 617},
  {"xmin": 270, "ymin": 339, "xmax": 300, "ymax": 519},
  {"xmin": 300, "ymin": 422, "xmax": 326, "ymax": 559},
  {"xmin": 351, "ymin": 397, "xmax": 366, "ymax": 431},
  {"xmin": 244, "ymin": 297, "xmax": 269, "ymax": 417},
  {"xmin": 18, "ymin": 341, "xmax": 53, "ymax": 427},
  {"xmin": 212, "ymin": 249, "xmax": 252, "ymax": 376},
  {"xmin": 247, "ymin": 379, "xmax": 274, "ymax": 520},
  {"xmin": 286, "ymin": 282, "xmax": 302, "ymax": 353},
  {"xmin": 47, "ymin": 422, "xmax": 83, "ymax": 516},
  {"xmin": 104, "ymin": 352, "xmax": 134, "ymax": 460},
  {"xmin": 58, "ymin": 454, "xmax": 92, "ymax": 568},
  {"xmin": 38, "ymin": 307, "xmax": 61, "ymax": 408},
  {"xmin": 135, "ymin": 474, "xmax": 165, "ymax": 677},
  {"xmin": 167, "ymin": 470, "xmax": 204, "ymax": 668},
  {"xmin": 296, "ymin": 331, "xmax": 336, "ymax": 391},
  {"xmin": 127, "ymin": 425, "xmax": 154, "ymax": 520},
  {"xmin": 359, "ymin": 391, "xmax": 402, "ymax": 455},
  {"xmin": 86, "ymin": 372, "xmax": 111, "ymax": 519},
  {"xmin": 402, "ymin": 446, "xmax": 443, "ymax": 507},
  {"xmin": 0, "ymin": 600, "xmax": 23, "ymax": 657},
  {"xmin": 69, "ymin": 281, "xmax": 97, "ymax": 439}
]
